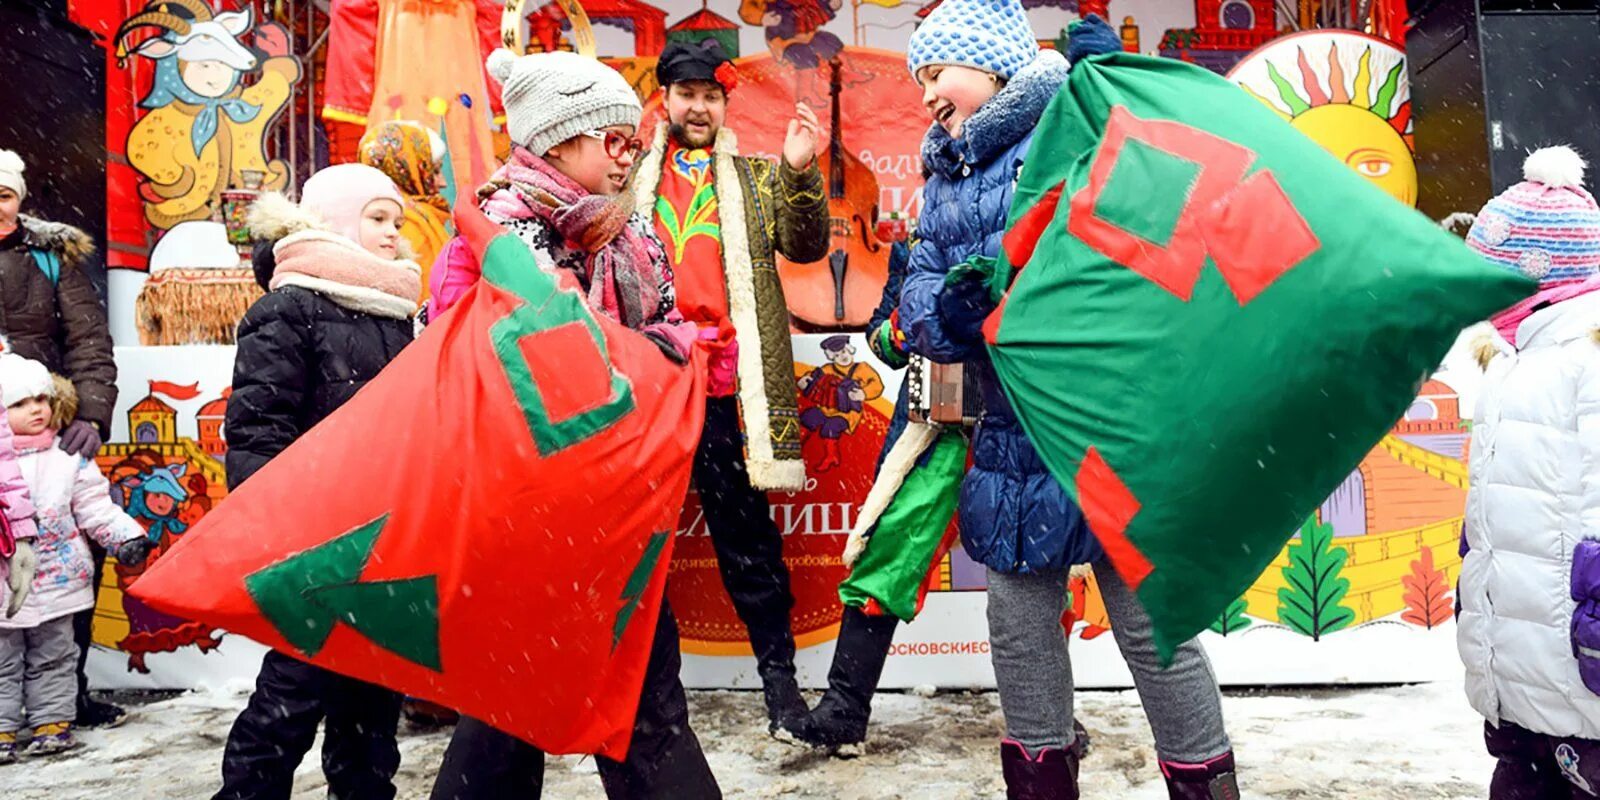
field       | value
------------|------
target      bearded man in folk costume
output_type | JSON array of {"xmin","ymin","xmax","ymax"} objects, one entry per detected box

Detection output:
[{"xmin": 634, "ymin": 40, "xmax": 830, "ymax": 736}]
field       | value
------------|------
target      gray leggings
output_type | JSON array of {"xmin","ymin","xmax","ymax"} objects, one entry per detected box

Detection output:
[{"xmin": 986, "ymin": 561, "xmax": 1230, "ymax": 764}]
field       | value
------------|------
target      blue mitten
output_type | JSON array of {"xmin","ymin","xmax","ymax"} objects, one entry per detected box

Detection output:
[{"xmin": 1067, "ymin": 14, "xmax": 1123, "ymax": 66}]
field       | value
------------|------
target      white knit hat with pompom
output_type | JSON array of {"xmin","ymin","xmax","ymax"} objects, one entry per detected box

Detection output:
[
  {"xmin": 485, "ymin": 50, "xmax": 641, "ymax": 155},
  {"xmin": 0, "ymin": 150, "xmax": 26, "ymax": 200}
]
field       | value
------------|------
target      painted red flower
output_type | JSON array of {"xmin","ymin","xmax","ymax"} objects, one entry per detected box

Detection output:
[{"xmin": 713, "ymin": 62, "xmax": 739, "ymax": 93}]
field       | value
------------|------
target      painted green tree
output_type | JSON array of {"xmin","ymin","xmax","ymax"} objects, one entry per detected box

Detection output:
[
  {"xmin": 1277, "ymin": 518, "xmax": 1356, "ymax": 641},
  {"xmin": 1209, "ymin": 596, "xmax": 1253, "ymax": 636}
]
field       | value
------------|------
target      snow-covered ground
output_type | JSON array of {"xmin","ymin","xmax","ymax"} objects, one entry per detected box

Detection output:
[{"xmin": 16, "ymin": 680, "xmax": 1490, "ymax": 799}]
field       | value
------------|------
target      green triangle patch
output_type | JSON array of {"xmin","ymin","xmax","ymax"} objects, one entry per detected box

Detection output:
[
  {"xmin": 245, "ymin": 514, "xmax": 443, "ymax": 671},
  {"xmin": 309, "ymin": 577, "xmax": 443, "ymax": 671},
  {"xmin": 613, "ymin": 531, "xmax": 670, "ymax": 649}
]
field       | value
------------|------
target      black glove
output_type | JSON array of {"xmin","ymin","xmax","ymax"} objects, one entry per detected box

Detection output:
[
  {"xmin": 59, "ymin": 420, "xmax": 103, "ymax": 459},
  {"xmin": 115, "ymin": 538, "xmax": 153, "ymax": 568},
  {"xmin": 644, "ymin": 330, "xmax": 690, "ymax": 365},
  {"xmin": 937, "ymin": 269, "xmax": 996, "ymax": 346}
]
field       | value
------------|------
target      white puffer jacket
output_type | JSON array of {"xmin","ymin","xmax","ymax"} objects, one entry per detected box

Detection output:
[{"xmin": 1460, "ymin": 290, "xmax": 1600, "ymax": 739}]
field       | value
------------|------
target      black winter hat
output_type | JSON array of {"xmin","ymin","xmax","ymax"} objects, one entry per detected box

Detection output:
[{"xmin": 656, "ymin": 40, "xmax": 734, "ymax": 90}]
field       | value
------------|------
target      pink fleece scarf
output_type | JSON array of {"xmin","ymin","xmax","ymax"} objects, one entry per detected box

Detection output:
[
  {"xmin": 270, "ymin": 232, "xmax": 421, "ymax": 320},
  {"xmin": 480, "ymin": 147, "xmax": 666, "ymax": 330},
  {"xmin": 13, "ymin": 430, "xmax": 52, "ymax": 452},
  {"xmin": 1492, "ymin": 275, "xmax": 1600, "ymax": 347}
]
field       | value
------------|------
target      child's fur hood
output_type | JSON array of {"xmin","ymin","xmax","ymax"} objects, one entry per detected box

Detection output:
[
  {"xmin": 50, "ymin": 373, "xmax": 77, "ymax": 430},
  {"xmin": 1473, "ymin": 333, "xmax": 1508, "ymax": 370},
  {"xmin": 1472, "ymin": 328, "xmax": 1600, "ymax": 369},
  {"xmin": 19, "ymin": 214, "xmax": 94, "ymax": 268},
  {"xmin": 247, "ymin": 191, "xmax": 325, "ymax": 242}
]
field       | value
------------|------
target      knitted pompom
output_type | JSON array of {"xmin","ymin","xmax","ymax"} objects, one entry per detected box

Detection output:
[
  {"xmin": 1524, "ymin": 146, "xmax": 1587, "ymax": 191},
  {"xmin": 486, "ymin": 48, "xmax": 518, "ymax": 85},
  {"xmin": 0, "ymin": 150, "xmax": 25, "ymax": 176}
]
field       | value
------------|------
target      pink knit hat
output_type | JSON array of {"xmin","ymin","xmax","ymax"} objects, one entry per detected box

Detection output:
[{"xmin": 299, "ymin": 164, "xmax": 405, "ymax": 243}]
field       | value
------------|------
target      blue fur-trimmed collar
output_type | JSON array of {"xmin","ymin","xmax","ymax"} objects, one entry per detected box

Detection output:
[{"xmin": 921, "ymin": 49, "xmax": 1070, "ymax": 179}]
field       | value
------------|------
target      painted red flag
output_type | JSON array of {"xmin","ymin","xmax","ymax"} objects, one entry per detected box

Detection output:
[{"xmin": 148, "ymin": 380, "xmax": 202, "ymax": 401}]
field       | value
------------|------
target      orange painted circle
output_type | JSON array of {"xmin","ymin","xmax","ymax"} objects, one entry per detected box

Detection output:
[{"xmin": 668, "ymin": 366, "xmax": 894, "ymax": 654}]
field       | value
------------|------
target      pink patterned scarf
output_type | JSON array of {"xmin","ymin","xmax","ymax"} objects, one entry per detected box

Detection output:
[{"xmin": 480, "ymin": 148, "xmax": 666, "ymax": 330}]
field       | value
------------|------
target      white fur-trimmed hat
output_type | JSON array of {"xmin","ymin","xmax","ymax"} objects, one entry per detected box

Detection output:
[{"xmin": 0, "ymin": 352, "xmax": 54, "ymax": 408}]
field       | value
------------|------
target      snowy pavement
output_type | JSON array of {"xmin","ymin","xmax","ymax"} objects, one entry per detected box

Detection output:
[{"xmin": 15, "ymin": 680, "xmax": 1490, "ymax": 799}]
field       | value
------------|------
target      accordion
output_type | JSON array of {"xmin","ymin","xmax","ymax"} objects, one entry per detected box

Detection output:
[{"xmin": 906, "ymin": 354, "xmax": 984, "ymax": 426}]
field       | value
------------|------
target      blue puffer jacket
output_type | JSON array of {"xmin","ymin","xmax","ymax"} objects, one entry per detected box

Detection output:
[{"xmin": 899, "ymin": 49, "xmax": 1103, "ymax": 575}]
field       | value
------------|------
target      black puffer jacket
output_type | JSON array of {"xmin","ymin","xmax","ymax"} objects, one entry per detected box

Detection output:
[
  {"xmin": 0, "ymin": 216, "xmax": 117, "ymax": 431},
  {"xmin": 225, "ymin": 243, "xmax": 413, "ymax": 490}
]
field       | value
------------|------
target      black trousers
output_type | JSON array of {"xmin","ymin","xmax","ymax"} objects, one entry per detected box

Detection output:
[
  {"xmin": 70, "ymin": 540, "xmax": 105, "ymax": 716},
  {"xmin": 214, "ymin": 650, "xmax": 404, "ymax": 800},
  {"xmin": 430, "ymin": 601, "xmax": 719, "ymax": 800},
  {"xmin": 693, "ymin": 395, "xmax": 798, "ymax": 688}
]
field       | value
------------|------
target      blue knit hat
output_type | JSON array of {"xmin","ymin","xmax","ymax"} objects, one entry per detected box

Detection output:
[
  {"xmin": 907, "ymin": 0, "xmax": 1040, "ymax": 81},
  {"xmin": 1466, "ymin": 146, "xmax": 1600, "ymax": 288}
]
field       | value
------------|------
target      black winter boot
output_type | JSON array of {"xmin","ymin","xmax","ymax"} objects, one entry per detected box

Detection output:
[
  {"xmin": 762, "ymin": 673, "xmax": 809, "ymax": 739},
  {"xmin": 795, "ymin": 605, "xmax": 899, "ymax": 753},
  {"xmin": 1159, "ymin": 751, "xmax": 1240, "ymax": 800},
  {"xmin": 746, "ymin": 609, "xmax": 807, "ymax": 737},
  {"xmin": 1001, "ymin": 739, "xmax": 1080, "ymax": 800},
  {"xmin": 76, "ymin": 696, "xmax": 128, "ymax": 730}
]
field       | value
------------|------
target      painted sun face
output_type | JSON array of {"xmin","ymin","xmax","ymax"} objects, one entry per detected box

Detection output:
[
  {"xmin": 1231, "ymin": 36, "xmax": 1418, "ymax": 208},
  {"xmin": 1290, "ymin": 104, "xmax": 1417, "ymax": 206}
]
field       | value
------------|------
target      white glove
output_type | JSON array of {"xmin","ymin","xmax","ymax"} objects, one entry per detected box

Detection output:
[{"xmin": 6, "ymin": 540, "xmax": 37, "ymax": 619}]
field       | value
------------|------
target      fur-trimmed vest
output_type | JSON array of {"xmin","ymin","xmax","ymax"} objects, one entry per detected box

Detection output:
[
  {"xmin": 0, "ymin": 215, "xmax": 117, "ymax": 432},
  {"xmin": 632, "ymin": 127, "xmax": 828, "ymax": 491}
]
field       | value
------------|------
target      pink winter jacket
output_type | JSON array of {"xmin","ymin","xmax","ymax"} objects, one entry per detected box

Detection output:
[
  {"xmin": 0, "ymin": 408, "xmax": 37, "ymax": 547},
  {"xmin": 0, "ymin": 432, "xmax": 143, "ymax": 629}
]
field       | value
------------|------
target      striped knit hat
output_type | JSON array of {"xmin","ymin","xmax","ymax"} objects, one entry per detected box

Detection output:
[{"xmin": 1466, "ymin": 146, "xmax": 1600, "ymax": 287}]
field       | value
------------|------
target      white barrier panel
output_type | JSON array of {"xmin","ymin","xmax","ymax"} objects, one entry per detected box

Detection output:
[{"xmin": 88, "ymin": 336, "xmax": 1477, "ymax": 691}]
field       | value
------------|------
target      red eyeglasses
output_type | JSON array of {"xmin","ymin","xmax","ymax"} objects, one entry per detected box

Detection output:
[{"xmin": 582, "ymin": 129, "xmax": 644, "ymax": 160}]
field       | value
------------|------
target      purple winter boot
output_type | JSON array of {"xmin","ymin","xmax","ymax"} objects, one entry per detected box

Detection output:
[
  {"xmin": 1001, "ymin": 739, "xmax": 1080, "ymax": 800},
  {"xmin": 1160, "ymin": 751, "xmax": 1240, "ymax": 800}
]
